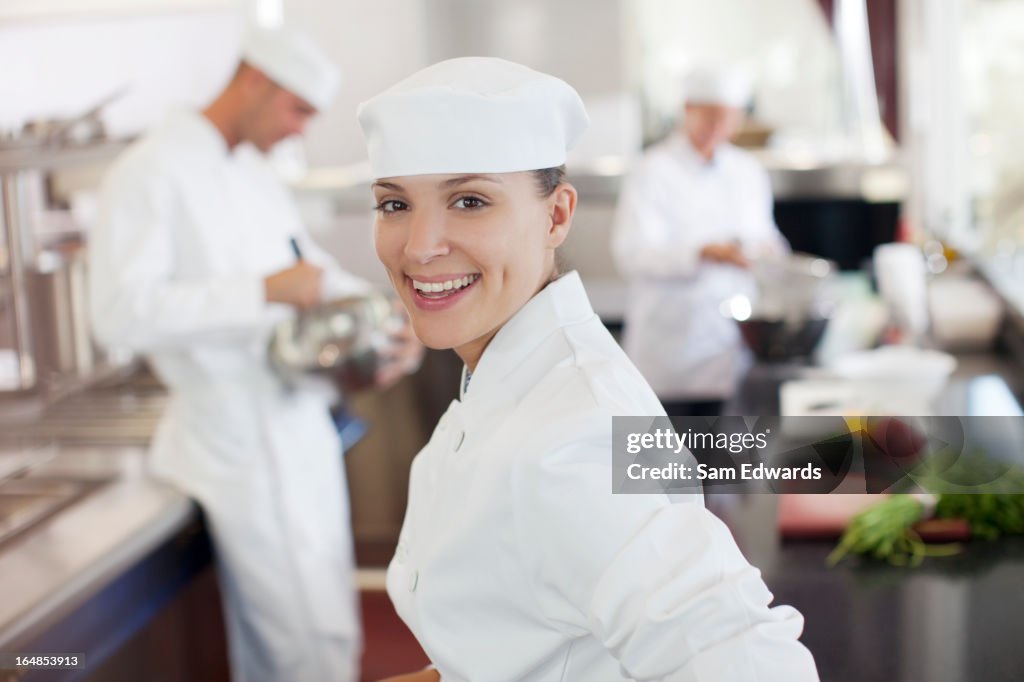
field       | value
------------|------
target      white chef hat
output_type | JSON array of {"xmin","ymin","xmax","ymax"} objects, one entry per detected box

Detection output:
[
  {"xmin": 241, "ymin": 26, "xmax": 340, "ymax": 111},
  {"xmin": 357, "ymin": 57, "xmax": 590, "ymax": 178},
  {"xmin": 683, "ymin": 64, "xmax": 753, "ymax": 109}
]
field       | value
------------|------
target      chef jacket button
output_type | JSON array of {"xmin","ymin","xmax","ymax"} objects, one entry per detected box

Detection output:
[
  {"xmin": 455, "ymin": 431, "xmax": 465, "ymax": 451},
  {"xmin": 409, "ymin": 570, "xmax": 419, "ymax": 592}
]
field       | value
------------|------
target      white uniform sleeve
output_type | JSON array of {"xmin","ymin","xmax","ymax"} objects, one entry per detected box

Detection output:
[
  {"xmin": 89, "ymin": 156, "xmax": 271, "ymax": 352},
  {"xmin": 513, "ymin": 419, "xmax": 819, "ymax": 682},
  {"xmin": 612, "ymin": 160, "xmax": 704, "ymax": 280}
]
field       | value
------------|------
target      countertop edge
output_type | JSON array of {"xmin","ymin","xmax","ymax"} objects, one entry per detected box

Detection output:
[{"xmin": 0, "ymin": 485, "xmax": 197, "ymax": 650}]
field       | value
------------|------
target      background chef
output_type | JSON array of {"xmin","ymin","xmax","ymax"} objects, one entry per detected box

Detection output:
[
  {"xmin": 612, "ymin": 64, "xmax": 789, "ymax": 416},
  {"xmin": 89, "ymin": 27, "xmax": 421, "ymax": 682}
]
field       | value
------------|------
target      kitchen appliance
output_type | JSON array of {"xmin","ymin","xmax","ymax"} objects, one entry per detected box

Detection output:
[
  {"xmin": 25, "ymin": 248, "xmax": 96, "ymax": 386},
  {"xmin": 1, "ymin": 90, "xmax": 130, "ymax": 394}
]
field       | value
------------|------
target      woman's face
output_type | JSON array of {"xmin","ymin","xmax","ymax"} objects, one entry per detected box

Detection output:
[{"xmin": 372, "ymin": 172, "xmax": 575, "ymax": 368}]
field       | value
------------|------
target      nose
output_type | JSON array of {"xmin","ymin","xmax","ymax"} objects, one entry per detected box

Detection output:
[{"xmin": 404, "ymin": 207, "xmax": 450, "ymax": 263}]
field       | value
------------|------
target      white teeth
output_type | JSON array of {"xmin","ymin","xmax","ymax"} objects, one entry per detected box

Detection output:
[{"xmin": 412, "ymin": 274, "xmax": 479, "ymax": 294}]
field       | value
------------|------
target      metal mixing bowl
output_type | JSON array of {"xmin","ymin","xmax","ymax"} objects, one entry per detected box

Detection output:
[
  {"xmin": 268, "ymin": 292, "xmax": 394, "ymax": 391},
  {"xmin": 723, "ymin": 253, "xmax": 837, "ymax": 362},
  {"xmin": 736, "ymin": 315, "xmax": 831, "ymax": 362}
]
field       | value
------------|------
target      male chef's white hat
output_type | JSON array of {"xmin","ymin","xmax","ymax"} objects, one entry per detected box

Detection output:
[
  {"xmin": 241, "ymin": 26, "xmax": 340, "ymax": 111},
  {"xmin": 683, "ymin": 64, "xmax": 753, "ymax": 109},
  {"xmin": 357, "ymin": 57, "xmax": 590, "ymax": 178}
]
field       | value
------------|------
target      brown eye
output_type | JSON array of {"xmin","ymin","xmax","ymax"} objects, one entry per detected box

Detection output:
[
  {"xmin": 453, "ymin": 196, "xmax": 487, "ymax": 210},
  {"xmin": 375, "ymin": 199, "xmax": 408, "ymax": 213}
]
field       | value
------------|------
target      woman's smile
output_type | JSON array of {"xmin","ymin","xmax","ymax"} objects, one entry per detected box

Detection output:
[{"xmin": 407, "ymin": 272, "xmax": 481, "ymax": 310}]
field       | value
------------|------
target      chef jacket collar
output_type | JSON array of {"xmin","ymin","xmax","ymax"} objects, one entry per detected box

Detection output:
[
  {"xmin": 458, "ymin": 270, "xmax": 593, "ymax": 407},
  {"xmin": 169, "ymin": 109, "xmax": 231, "ymax": 157}
]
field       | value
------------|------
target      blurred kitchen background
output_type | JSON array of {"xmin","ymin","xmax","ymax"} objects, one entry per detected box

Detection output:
[{"xmin": 2, "ymin": 0, "xmax": 1024, "ymax": 680}]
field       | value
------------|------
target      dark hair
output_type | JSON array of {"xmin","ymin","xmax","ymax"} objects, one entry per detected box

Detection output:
[
  {"xmin": 531, "ymin": 166, "xmax": 571, "ymax": 278},
  {"xmin": 532, "ymin": 166, "xmax": 566, "ymax": 197}
]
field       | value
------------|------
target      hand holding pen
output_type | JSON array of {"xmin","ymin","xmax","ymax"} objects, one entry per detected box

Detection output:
[{"xmin": 263, "ymin": 236, "xmax": 324, "ymax": 310}]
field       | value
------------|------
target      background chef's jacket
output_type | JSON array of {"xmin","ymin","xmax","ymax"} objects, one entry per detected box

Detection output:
[
  {"xmin": 387, "ymin": 272, "xmax": 818, "ymax": 681},
  {"xmin": 613, "ymin": 135, "xmax": 789, "ymax": 400},
  {"xmin": 89, "ymin": 110, "xmax": 368, "ymax": 681}
]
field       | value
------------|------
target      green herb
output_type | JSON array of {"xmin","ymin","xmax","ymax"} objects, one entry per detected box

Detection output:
[
  {"xmin": 935, "ymin": 493, "xmax": 1024, "ymax": 540},
  {"xmin": 830, "ymin": 450, "xmax": 1024, "ymax": 567},
  {"xmin": 827, "ymin": 495, "xmax": 962, "ymax": 567},
  {"xmin": 919, "ymin": 450, "xmax": 1024, "ymax": 540}
]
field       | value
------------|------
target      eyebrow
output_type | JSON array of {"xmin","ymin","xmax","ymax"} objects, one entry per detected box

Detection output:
[
  {"xmin": 371, "ymin": 174, "xmax": 504, "ymax": 192},
  {"xmin": 440, "ymin": 174, "xmax": 503, "ymax": 188}
]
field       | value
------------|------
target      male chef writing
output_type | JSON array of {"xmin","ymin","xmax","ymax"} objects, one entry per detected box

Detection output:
[{"xmin": 89, "ymin": 26, "xmax": 421, "ymax": 682}]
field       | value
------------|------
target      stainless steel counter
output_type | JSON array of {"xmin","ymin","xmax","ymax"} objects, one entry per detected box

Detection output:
[
  {"xmin": 0, "ymin": 372, "xmax": 196, "ymax": 653},
  {"xmin": 0, "ymin": 446, "xmax": 194, "ymax": 650}
]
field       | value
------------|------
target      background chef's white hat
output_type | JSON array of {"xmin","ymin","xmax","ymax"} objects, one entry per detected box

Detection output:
[
  {"xmin": 241, "ymin": 26, "xmax": 340, "ymax": 111},
  {"xmin": 357, "ymin": 57, "xmax": 590, "ymax": 178},
  {"xmin": 683, "ymin": 64, "xmax": 753, "ymax": 109}
]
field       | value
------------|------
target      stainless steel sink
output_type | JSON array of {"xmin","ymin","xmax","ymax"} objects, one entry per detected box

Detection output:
[{"xmin": 0, "ymin": 475, "xmax": 109, "ymax": 549}]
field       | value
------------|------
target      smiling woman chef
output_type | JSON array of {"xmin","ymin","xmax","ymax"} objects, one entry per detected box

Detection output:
[{"xmin": 359, "ymin": 57, "xmax": 819, "ymax": 682}]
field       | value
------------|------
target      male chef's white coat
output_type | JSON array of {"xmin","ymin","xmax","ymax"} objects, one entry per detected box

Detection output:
[
  {"xmin": 387, "ymin": 271, "xmax": 818, "ymax": 681},
  {"xmin": 613, "ymin": 135, "xmax": 788, "ymax": 400},
  {"xmin": 89, "ymin": 110, "xmax": 367, "ymax": 682}
]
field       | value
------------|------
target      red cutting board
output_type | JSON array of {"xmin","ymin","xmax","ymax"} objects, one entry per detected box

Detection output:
[{"xmin": 777, "ymin": 493, "xmax": 972, "ymax": 541}]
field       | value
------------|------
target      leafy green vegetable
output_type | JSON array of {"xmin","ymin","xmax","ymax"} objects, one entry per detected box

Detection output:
[
  {"xmin": 935, "ymin": 493, "xmax": 1024, "ymax": 540},
  {"xmin": 830, "ymin": 450, "xmax": 1024, "ymax": 567},
  {"xmin": 918, "ymin": 450, "xmax": 1024, "ymax": 540},
  {"xmin": 827, "ymin": 495, "xmax": 962, "ymax": 567}
]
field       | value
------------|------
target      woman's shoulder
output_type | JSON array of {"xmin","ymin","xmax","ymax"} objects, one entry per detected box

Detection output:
[
  {"xmin": 558, "ymin": 319, "xmax": 664, "ymax": 415},
  {"xmin": 507, "ymin": 320, "xmax": 663, "ymax": 458}
]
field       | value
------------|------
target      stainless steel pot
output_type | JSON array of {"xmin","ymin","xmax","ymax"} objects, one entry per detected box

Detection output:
[
  {"xmin": 268, "ymin": 292, "xmax": 395, "ymax": 391},
  {"xmin": 724, "ymin": 253, "xmax": 838, "ymax": 362},
  {"xmin": 749, "ymin": 253, "xmax": 836, "ymax": 322}
]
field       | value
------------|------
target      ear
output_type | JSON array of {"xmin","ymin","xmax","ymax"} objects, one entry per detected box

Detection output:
[{"xmin": 545, "ymin": 183, "xmax": 577, "ymax": 249}]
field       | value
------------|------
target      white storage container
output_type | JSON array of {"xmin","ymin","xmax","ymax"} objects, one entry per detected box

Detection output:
[{"xmin": 928, "ymin": 276, "xmax": 1004, "ymax": 350}]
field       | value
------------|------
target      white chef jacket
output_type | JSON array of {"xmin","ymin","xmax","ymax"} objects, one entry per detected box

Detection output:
[
  {"xmin": 613, "ymin": 134, "xmax": 788, "ymax": 400},
  {"xmin": 387, "ymin": 271, "xmax": 818, "ymax": 681},
  {"xmin": 89, "ymin": 110, "xmax": 368, "ymax": 682}
]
